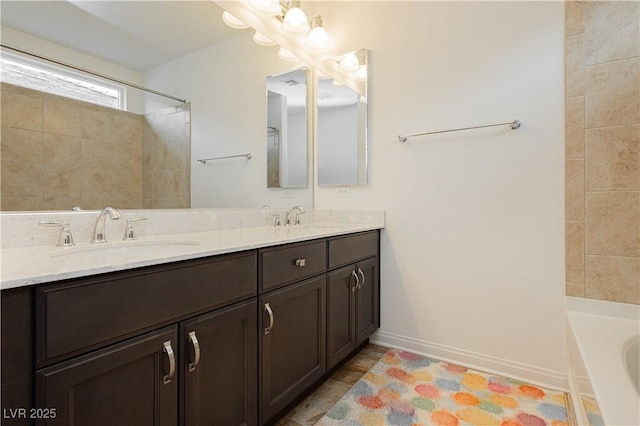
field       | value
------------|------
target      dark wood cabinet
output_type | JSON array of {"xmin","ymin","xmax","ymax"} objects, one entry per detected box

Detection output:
[
  {"xmin": 259, "ymin": 275, "xmax": 326, "ymax": 424},
  {"xmin": 2, "ymin": 230, "xmax": 380, "ymax": 426},
  {"xmin": 181, "ymin": 299, "xmax": 257, "ymax": 426},
  {"xmin": 35, "ymin": 326, "xmax": 178, "ymax": 426},
  {"xmin": 326, "ymin": 231, "xmax": 380, "ymax": 370}
]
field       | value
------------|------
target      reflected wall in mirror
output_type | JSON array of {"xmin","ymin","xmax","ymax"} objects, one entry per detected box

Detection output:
[
  {"xmin": 266, "ymin": 68, "xmax": 308, "ymax": 189},
  {"xmin": 317, "ymin": 49, "xmax": 368, "ymax": 186},
  {"xmin": 0, "ymin": 0, "xmax": 313, "ymax": 211}
]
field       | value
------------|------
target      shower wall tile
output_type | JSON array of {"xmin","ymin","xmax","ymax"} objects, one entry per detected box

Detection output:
[
  {"xmin": 586, "ymin": 191, "xmax": 640, "ymax": 257},
  {"xmin": 1, "ymin": 127, "xmax": 43, "ymax": 165},
  {"xmin": 566, "ymin": 221, "xmax": 585, "ymax": 283},
  {"xmin": 43, "ymin": 100, "xmax": 82, "ymax": 137},
  {"xmin": 585, "ymin": 58, "xmax": 640, "ymax": 128},
  {"xmin": 565, "ymin": 159, "xmax": 585, "ymax": 221},
  {"xmin": 1, "ymin": 91, "xmax": 43, "ymax": 131},
  {"xmin": 565, "ymin": 35, "xmax": 585, "ymax": 98},
  {"xmin": 1, "ymin": 161, "xmax": 44, "ymax": 197},
  {"xmin": 584, "ymin": 1, "xmax": 640, "ymax": 66},
  {"xmin": 586, "ymin": 125, "xmax": 640, "ymax": 191},
  {"xmin": 1, "ymin": 84, "xmax": 145, "ymax": 211},
  {"xmin": 43, "ymin": 133, "xmax": 83, "ymax": 170},
  {"xmin": 586, "ymin": 255, "xmax": 640, "ymax": 304},
  {"xmin": 566, "ymin": 281, "xmax": 585, "ymax": 298},
  {"xmin": 565, "ymin": 97, "xmax": 585, "ymax": 159},
  {"xmin": 565, "ymin": 0, "xmax": 584, "ymax": 37}
]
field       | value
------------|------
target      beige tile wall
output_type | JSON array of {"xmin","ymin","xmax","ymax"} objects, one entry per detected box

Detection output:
[
  {"xmin": 1, "ymin": 83, "xmax": 190, "ymax": 211},
  {"xmin": 565, "ymin": 1, "xmax": 640, "ymax": 304},
  {"xmin": 142, "ymin": 105, "xmax": 190, "ymax": 209}
]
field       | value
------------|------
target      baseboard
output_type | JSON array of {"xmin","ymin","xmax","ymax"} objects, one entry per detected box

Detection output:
[{"xmin": 370, "ymin": 330, "xmax": 567, "ymax": 391}]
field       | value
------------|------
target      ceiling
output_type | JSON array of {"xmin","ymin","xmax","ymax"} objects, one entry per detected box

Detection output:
[{"xmin": 0, "ymin": 0, "xmax": 239, "ymax": 71}]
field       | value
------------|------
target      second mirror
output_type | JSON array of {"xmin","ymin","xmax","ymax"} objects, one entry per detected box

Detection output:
[{"xmin": 266, "ymin": 68, "xmax": 308, "ymax": 188}]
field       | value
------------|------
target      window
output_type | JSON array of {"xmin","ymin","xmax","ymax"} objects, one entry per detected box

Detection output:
[{"xmin": 0, "ymin": 53, "xmax": 126, "ymax": 110}]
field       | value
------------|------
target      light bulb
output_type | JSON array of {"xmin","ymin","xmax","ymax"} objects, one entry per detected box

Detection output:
[
  {"xmin": 222, "ymin": 11, "xmax": 249, "ymax": 29},
  {"xmin": 339, "ymin": 52, "xmax": 360, "ymax": 72},
  {"xmin": 282, "ymin": 7, "xmax": 309, "ymax": 33},
  {"xmin": 253, "ymin": 31, "xmax": 276, "ymax": 46},
  {"xmin": 278, "ymin": 47, "xmax": 298, "ymax": 61},
  {"xmin": 249, "ymin": 0, "xmax": 281, "ymax": 15},
  {"xmin": 306, "ymin": 17, "xmax": 331, "ymax": 49}
]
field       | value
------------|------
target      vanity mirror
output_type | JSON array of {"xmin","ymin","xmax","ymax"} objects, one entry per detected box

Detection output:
[
  {"xmin": 317, "ymin": 49, "xmax": 368, "ymax": 186},
  {"xmin": 0, "ymin": 0, "xmax": 313, "ymax": 211},
  {"xmin": 266, "ymin": 68, "xmax": 309, "ymax": 189}
]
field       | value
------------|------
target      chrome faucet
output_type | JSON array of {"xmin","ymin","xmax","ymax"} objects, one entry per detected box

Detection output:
[
  {"xmin": 91, "ymin": 207, "xmax": 121, "ymax": 243},
  {"xmin": 285, "ymin": 206, "xmax": 305, "ymax": 226}
]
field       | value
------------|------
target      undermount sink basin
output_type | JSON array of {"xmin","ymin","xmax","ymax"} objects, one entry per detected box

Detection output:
[{"xmin": 52, "ymin": 240, "xmax": 200, "ymax": 259}]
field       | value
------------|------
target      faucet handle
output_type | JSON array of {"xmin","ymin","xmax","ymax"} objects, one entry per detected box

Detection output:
[
  {"xmin": 269, "ymin": 213, "xmax": 282, "ymax": 227},
  {"xmin": 39, "ymin": 221, "xmax": 75, "ymax": 247},
  {"xmin": 123, "ymin": 217, "xmax": 148, "ymax": 241}
]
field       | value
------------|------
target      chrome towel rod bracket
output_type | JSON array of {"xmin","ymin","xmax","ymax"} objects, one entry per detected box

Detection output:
[
  {"xmin": 197, "ymin": 153, "xmax": 252, "ymax": 164},
  {"xmin": 398, "ymin": 119, "xmax": 521, "ymax": 143}
]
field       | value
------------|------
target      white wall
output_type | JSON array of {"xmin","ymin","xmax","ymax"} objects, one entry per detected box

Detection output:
[
  {"xmin": 315, "ymin": 2, "xmax": 566, "ymax": 385},
  {"xmin": 144, "ymin": 32, "xmax": 313, "ymax": 209},
  {"xmin": 318, "ymin": 104, "xmax": 359, "ymax": 185},
  {"xmin": 285, "ymin": 110, "xmax": 307, "ymax": 187}
]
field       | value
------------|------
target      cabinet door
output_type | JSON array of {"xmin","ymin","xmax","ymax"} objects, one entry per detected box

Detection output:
[
  {"xmin": 181, "ymin": 299, "xmax": 257, "ymax": 426},
  {"xmin": 327, "ymin": 265, "xmax": 357, "ymax": 370},
  {"xmin": 260, "ymin": 275, "xmax": 326, "ymax": 423},
  {"xmin": 35, "ymin": 326, "xmax": 178, "ymax": 426},
  {"xmin": 356, "ymin": 257, "xmax": 379, "ymax": 345}
]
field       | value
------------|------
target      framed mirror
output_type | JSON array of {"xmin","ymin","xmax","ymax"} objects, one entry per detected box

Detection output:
[
  {"xmin": 266, "ymin": 68, "xmax": 308, "ymax": 189},
  {"xmin": 317, "ymin": 49, "xmax": 368, "ymax": 186}
]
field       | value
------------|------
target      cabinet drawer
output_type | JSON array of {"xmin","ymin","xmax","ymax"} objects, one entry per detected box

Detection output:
[
  {"xmin": 260, "ymin": 240, "xmax": 326, "ymax": 292},
  {"xmin": 328, "ymin": 231, "xmax": 379, "ymax": 268},
  {"xmin": 35, "ymin": 251, "xmax": 257, "ymax": 366}
]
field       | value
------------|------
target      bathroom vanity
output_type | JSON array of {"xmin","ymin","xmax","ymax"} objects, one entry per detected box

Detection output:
[{"xmin": 1, "ymin": 218, "xmax": 381, "ymax": 426}]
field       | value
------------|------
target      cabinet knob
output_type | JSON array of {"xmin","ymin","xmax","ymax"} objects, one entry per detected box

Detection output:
[
  {"xmin": 358, "ymin": 268, "xmax": 365, "ymax": 289},
  {"xmin": 295, "ymin": 258, "xmax": 306, "ymax": 267}
]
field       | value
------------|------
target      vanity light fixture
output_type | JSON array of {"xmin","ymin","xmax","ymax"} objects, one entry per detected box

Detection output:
[
  {"xmin": 306, "ymin": 16, "xmax": 331, "ymax": 49},
  {"xmin": 222, "ymin": 11, "xmax": 250, "ymax": 29},
  {"xmin": 249, "ymin": 0, "xmax": 281, "ymax": 15},
  {"xmin": 253, "ymin": 31, "xmax": 277, "ymax": 46},
  {"xmin": 353, "ymin": 64, "xmax": 367, "ymax": 82},
  {"xmin": 281, "ymin": 1, "xmax": 309, "ymax": 34},
  {"xmin": 278, "ymin": 46, "xmax": 298, "ymax": 61},
  {"xmin": 338, "ymin": 52, "xmax": 360, "ymax": 72}
]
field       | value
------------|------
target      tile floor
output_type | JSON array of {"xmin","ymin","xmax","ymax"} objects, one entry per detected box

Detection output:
[{"xmin": 275, "ymin": 343, "xmax": 389, "ymax": 426}]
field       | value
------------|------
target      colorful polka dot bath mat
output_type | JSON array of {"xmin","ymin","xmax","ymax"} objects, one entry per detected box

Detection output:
[{"xmin": 315, "ymin": 349, "xmax": 569, "ymax": 426}]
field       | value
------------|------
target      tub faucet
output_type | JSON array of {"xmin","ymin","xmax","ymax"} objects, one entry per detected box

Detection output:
[
  {"xmin": 91, "ymin": 207, "xmax": 121, "ymax": 243},
  {"xmin": 285, "ymin": 206, "xmax": 305, "ymax": 226}
]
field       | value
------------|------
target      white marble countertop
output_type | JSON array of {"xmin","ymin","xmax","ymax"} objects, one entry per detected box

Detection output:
[{"xmin": 1, "ymin": 223, "xmax": 382, "ymax": 290}]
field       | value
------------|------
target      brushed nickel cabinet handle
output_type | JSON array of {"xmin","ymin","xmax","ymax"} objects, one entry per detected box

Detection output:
[
  {"xmin": 351, "ymin": 270, "xmax": 360, "ymax": 292},
  {"xmin": 188, "ymin": 331, "xmax": 200, "ymax": 373},
  {"xmin": 264, "ymin": 303, "xmax": 274, "ymax": 335},
  {"xmin": 162, "ymin": 340, "xmax": 175, "ymax": 385},
  {"xmin": 295, "ymin": 258, "xmax": 306, "ymax": 267},
  {"xmin": 358, "ymin": 268, "xmax": 366, "ymax": 289}
]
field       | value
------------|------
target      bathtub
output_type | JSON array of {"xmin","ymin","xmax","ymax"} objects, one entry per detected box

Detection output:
[{"xmin": 566, "ymin": 297, "xmax": 639, "ymax": 426}]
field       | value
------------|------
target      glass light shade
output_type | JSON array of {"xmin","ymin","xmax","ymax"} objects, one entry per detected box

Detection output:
[
  {"xmin": 249, "ymin": 0, "xmax": 281, "ymax": 15},
  {"xmin": 353, "ymin": 65, "xmax": 367, "ymax": 81},
  {"xmin": 282, "ymin": 7, "xmax": 309, "ymax": 33},
  {"xmin": 277, "ymin": 47, "xmax": 298, "ymax": 61},
  {"xmin": 306, "ymin": 26, "xmax": 330, "ymax": 49},
  {"xmin": 339, "ymin": 52, "xmax": 360, "ymax": 72},
  {"xmin": 253, "ymin": 31, "xmax": 276, "ymax": 46},
  {"xmin": 222, "ymin": 11, "xmax": 249, "ymax": 29}
]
